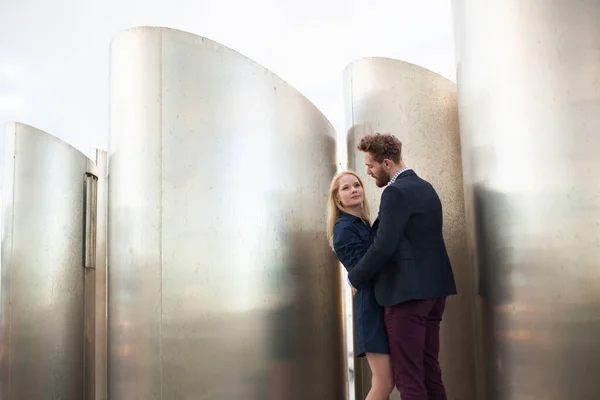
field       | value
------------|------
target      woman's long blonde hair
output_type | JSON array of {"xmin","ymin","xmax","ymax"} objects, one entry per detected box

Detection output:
[{"xmin": 326, "ymin": 171, "xmax": 371, "ymax": 249}]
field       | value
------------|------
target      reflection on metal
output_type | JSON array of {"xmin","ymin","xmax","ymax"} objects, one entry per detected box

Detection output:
[
  {"xmin": 84, "ymin": 167, "xmax": 99, "ymax": 400},
  {"xmin": 344, "ymin": 57, "xmax": 478, "ymax": 400},
  {"xmin": 84, "ymin": 173, "xmax": 98, "ymax": 270},
  {"xmin": 453, "ymin": 1, "xmax": 600, "ymax": 399},
  {"xmin": 0, "ymin": 122, "xmax": 98, "ymax": 399},
  {"xmin": 84, "ymin": 150, "xmax": 108, "ymax": 400},
  {"xmin": 94, "ymin": 150, "xmax": 108, "ymax": 400},
  {"xmin": 108, "ymin": 27, "xmax": 343, "ymax": 399}
]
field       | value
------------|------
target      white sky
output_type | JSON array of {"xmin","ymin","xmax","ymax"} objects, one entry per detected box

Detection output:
[{"xmin": 0, "ymin": 0, "xmax": 456, "ymax": 169}]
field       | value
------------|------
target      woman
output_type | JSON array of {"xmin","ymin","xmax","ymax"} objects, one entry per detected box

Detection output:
[{"xmin": 327, "ymin": 171, "xmax": 394, "ymax": 400}]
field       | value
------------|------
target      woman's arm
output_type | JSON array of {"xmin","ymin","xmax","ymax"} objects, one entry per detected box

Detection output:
[{"xmin": 333, "ymin": 223, "xmax": 369, "ymax": 272}]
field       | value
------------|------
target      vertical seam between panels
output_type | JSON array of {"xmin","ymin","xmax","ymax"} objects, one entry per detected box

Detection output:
[
  {"xmin": 158, "ymin": 29, "xmax": 164, "ymax": 400},
  {"xmin": 7, "ymin": 131, "xmax": 16, "ymax": 399}
]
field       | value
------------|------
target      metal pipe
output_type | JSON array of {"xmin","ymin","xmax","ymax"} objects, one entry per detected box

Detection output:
[
  {"xmin": 1, "ymin": 122, "xmax": 96, "ymax": 399},
  {"xmin": 453, "ymin": 1, "xmax": 600, "ymax": 398},
  {"xmin": 108, "ymin": 27, "xmax": 345, "ymax": 400},
  {"xmin": 344, "ymin": 57, "xmax": 478, "ymax": 400}
]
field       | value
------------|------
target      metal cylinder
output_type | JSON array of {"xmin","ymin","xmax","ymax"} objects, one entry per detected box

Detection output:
[
  {"xmin": 344, "ymin": 57, "xmax": 478, "ymax": 400},
  {"xmin": 453, "ymin": 1, "xmax": 600, "ymax": 399},
  {"xmin": 0, "ymin": 122, "xmax": 100, "ymax": 399},
  {"xmin": 108, "ymin": 27, "xmax": 344, "ymax": 400}
]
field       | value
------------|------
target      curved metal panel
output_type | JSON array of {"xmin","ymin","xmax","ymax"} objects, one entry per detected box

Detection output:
[
  {"xmin": 0, "ymin": 122, "xmax": 93, "ymax": 399},
  {"xmin": 108, "ymin": 27, "xmax": 343, "ymax": 400},
  {"xmin": 344, "ymin": 57, "xmax": 477, "ymax": 400},
  {"xmin": 453, "ymin": 1, "xmax": 600, "ymax": 399}
]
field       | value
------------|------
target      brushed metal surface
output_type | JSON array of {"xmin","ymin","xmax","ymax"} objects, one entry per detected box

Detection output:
[
  {"xmin": 453, "ymin": 1, "xmax": 600, "ymax": 399},
  {"xmin": 344, "ymin": 57, "xmax": 477, "ymax": 400},
  {"xmin": 109, "ymin": 26, "xmax": 344, "ymax": 400},
  {"xmin": 0, "ymin": 122, "xmax": 94, "ymax": 399},
  {"xmin": 84, "ymin": 171, "xmax": 98, "ymax": 400},
  {"xmin": 94, "ymin": 150, "xmax": 108, "ymax": 400}
]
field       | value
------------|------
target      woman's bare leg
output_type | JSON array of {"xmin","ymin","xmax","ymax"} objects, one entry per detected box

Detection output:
[{"xmin": 365, "ymin": 352, "xmax": 395, "ymax": 400}]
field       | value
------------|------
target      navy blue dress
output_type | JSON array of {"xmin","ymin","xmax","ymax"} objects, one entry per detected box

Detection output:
[{"xmin": 333, "ymin": 213, "xmax": 390, "ymax": 358}]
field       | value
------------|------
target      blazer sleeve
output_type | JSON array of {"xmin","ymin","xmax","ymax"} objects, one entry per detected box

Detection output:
[
  {"xmin": 333, "ymin": 223, "xmax": 369, "ymax": 272},
  {"xmin": 348, "ymin": 186, "xmax": 410, "ymax": 288}
]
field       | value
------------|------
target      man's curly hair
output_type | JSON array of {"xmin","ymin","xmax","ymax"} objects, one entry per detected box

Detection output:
[{"xmin": 357, "ymin": 133, "xmax": 402, "ymax": 163}]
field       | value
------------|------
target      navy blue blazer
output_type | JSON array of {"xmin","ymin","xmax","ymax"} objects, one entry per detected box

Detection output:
[{"xmin": 347, "ymin": 170, "xmax": 457, "ymax": 307}]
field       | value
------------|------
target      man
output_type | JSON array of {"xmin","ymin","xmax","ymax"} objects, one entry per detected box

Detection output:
[{"xmin": 347, "ymin": 133, "xmax": 457, "ymax": 400}]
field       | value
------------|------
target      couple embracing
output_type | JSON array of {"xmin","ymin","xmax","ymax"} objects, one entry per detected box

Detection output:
[{"xmin": 327, "ymin": 133, "xmax": 457, "ymax": 400}]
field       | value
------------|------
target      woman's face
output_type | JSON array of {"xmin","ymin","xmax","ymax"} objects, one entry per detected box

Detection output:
[{"xmin": 336, "ymin": 174, "xmax": 364, "ymax": 208}]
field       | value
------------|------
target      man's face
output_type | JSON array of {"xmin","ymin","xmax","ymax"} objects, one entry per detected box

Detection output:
[{"xmin": 365, "ymin": 152, "xmax": 390, "ymax": 188}]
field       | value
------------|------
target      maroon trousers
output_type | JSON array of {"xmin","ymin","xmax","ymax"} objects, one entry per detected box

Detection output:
[{"xmin": 384, "ymin": 298, "xmax": 447, "ymax": 400}]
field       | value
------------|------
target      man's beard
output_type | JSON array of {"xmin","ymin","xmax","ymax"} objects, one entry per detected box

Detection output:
[{"xmin": 375, "ymin": 171, "xmax": 391, "ymax": 187}]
